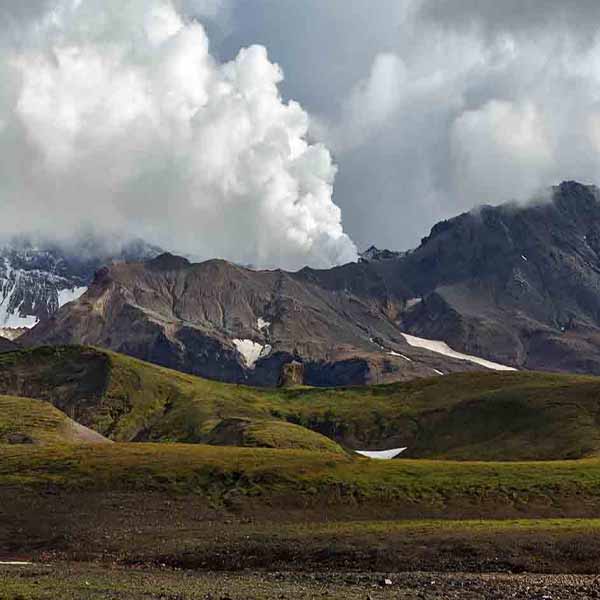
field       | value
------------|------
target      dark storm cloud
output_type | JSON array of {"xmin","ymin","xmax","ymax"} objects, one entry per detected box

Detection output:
[
  {"xmin": 200, "ymin": 0, "xmax": 600, "ymax": 251},
  {"xmin": 419, "ymin": 0, "xmax": 600, "ymax": 40}
]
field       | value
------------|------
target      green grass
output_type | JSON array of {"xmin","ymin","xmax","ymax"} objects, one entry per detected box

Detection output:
[
  {"xmin": 4, "ymin": 442, "xmax": 600, "ymax": 576},
  {"xmin": 2, "ymin": 346, "xmax": 600, "ymax": 459},
  {"xmin": 0, "ymin": 565, "xmax": 317, "ymax": 600},
  {"xmin": 6, "ymin": 351, "xmax": 600, "ymax": 582},
  {"xmin": 244, "ymin": 420, "xmax": 344, "ymax": 452},
  {"xmin": 274, "ymin": 518, "xmax": 600, "ymax": 538},
  {"xmin": 3, "ymin": 442, "xmax": 600, "ymax": 504},
  {"xmin": 0, "ymin": 395, "xmax": 108, "ymax": 445},
  {"xmin": 206, "ymin": 418, "xmax": 346, "ymax": 453}
]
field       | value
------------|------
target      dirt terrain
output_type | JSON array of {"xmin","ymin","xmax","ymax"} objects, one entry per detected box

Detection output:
[
  {"xmin": 3, "ymin": 489, "xmax": 600, "ymax": 576},
  {"xmin": 3, "ymin": 563, "xmax": 600, "ymax": 599}
]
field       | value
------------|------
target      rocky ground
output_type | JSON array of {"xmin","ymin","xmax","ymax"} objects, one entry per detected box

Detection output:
[{"xmin": 2, "ymin": 564, "xmax": 600, "ymax": 599}]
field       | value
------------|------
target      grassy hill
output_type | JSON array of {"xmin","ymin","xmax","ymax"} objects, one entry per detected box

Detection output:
[
  {"xmin": 4, "ymin": 442, "xmax": 600, "ymax": 502},
  {"xmin": 0, "ymin": 395, "xmax": 110, "ymax": 445},
  {"xmin": 4, "ymin": 442, "xmax": 600, "ymax": 575},
  {"xmin": 4, "ymin": 348, "xmax": 600, "ymax": 576},
  {"xmin": 2, "ymin": 345, "xmax": 600, "ymax": 459}
]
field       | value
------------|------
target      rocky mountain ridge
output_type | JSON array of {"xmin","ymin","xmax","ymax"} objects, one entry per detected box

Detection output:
[
  {"xmin": 19, "ymin": 181, "xmax": 600, "ymax": 385},
  {"xmin": 0, "ymin": 238, "xmax": 161, "ymax": 339},
  {"xmin": 22, "ymin": 251, "xmax": 506, "ymax": 386},
  {"xmin": 393, "ymin": 180, "xmax": 600, "ymax": 373}
]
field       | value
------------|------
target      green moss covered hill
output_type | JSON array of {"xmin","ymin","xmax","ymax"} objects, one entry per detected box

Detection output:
[
  {"xmin": 0, "ymin": 395, "xmax": 110, "ymax": 445},
  {"xmin": 2, "ymin": 345, "xmax": 600, "ymax": 460}
]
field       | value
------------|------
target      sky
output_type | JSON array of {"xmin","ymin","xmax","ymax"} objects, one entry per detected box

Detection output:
[
  {"xmin": 2, "ymin": 1, "xmax": 600, "ymax": 267},
  {"xmin": 201, "ymin": 0, "xmax": 600, "ymax": 250}
]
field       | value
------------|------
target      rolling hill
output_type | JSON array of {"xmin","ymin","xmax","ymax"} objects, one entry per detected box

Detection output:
[
  {"xmin": 5, "ymin": 441, "xmax": 600, "ymax": 576},
  {"xmin": 3, "ymin": 346, "xmax": 600, "ymax": 578},
  {"xmin": 2, "ymin": 345, "xmax": 600, "ymax": 460},
  {"xmin": 0, "ymin": 395, "xmax": 110, "ymax": 445}
]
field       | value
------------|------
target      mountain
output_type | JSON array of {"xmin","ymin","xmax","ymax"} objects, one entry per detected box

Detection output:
[
  {"xmin": 391, "ymin": 180, "xmax": 600, "ymax": 374},
  {"xmin": 359, "ymin": 245, "xmax": 404, "ymax": 263},
  {"xmin": 303, "ymin": 181, "xmax": 600, "ymax": 375},
  {"xmin": 21, "ymin": 251, "xmax": 512, "ymax": 386},
  {"xmin": 0, "ymin": 236, "xmax": 161, "ymax": 339},
  {"xmin": 21, "ymin": 181, "xmax": 600, "ymax": 383}
]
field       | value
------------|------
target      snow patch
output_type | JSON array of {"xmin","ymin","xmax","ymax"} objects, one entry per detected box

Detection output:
[
  {"xmin": 389, "ymin": 351, "xmax": 412, "ymax": 362},
  {"xmin": 58, "ymin": 286, "xmax": 88, "ymax": 308},
  {"xmin": 402, "ymin": 333, "xmax": 516, "ymax": 371},
  {"xmin": 356, "ymin": 448, "xmax": 407, "ymax": 460},
  {"xmin": 0, "ymin": 327, "xmax": 26, "ymax": 341},
  {"xmin": 0, "ymin": 310, "xmax": 38, "ymax": 329},
  {"xmin": 233, "ymin": 339, "xmax": 272, "ymax": 369},
  {"xmin": 0, "ymin": 282, "xmax": 38, "ymax": 328},
  {"xmin": 257, "ymin": 317, "xmax": 271, "ymax": 332},
  {"xmin": 370, "ymin": 337, "xmax": 385, "ymax": 350},
  {"xmin": 405, "ymin": 298, "xmax": 422, "ymax": 309}
]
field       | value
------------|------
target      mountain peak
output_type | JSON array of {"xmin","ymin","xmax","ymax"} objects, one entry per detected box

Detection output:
[
  {"xmin": 359, "ymin": 246, "xmax": 403, "ymax": 263},
  {"xmin": 0, "ymin": 239, "xmax": 162, "ymax": 338},
  {"xmin": 552, "ymin": 180, "xmax": 600, "ymax": 214},
  {"xmin": 555, "ymin": 180, "xmax": 598, "ymax": 195},
  {"xmin": 16, "ymin": 180, "xmax": 600, "ymax": 385},
  {"xmin": 147, "ymin": 253, "xmax": 191, "ymax": 271}
]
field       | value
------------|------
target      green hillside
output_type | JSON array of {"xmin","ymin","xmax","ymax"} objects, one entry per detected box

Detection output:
[
  {"xmin": 4, "ymin": 441, "xmax": 600, "ymax": 576},
  {"xmin": 0, "ymin": 395, "xmax": 110, "ymax": 445},
  {"xmin": 2, "ymin": 345, "xmax": 600, "ymax": 460},
  {"xmin": 4, "ymin": 442, "xmax": 600, "ymax": 517}
]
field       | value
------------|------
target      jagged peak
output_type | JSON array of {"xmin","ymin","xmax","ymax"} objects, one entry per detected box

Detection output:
[
  {"xmin": 359, "ymin": 246, "xmax": 403, "ymax": 263},
  {"xmin": 420, "ymin": 180, "xmax": 600, "ymax": 248},
  {"xmin": 555, "ymin": 180, "xmax": 598, "ymax": 195},
  {"xmin": 551, "ymin": 180, "xmax": 600, "ymax": 214},
  {"xmin": 147, "ymin": 253, "xmax": 191, "ymax": 271}
]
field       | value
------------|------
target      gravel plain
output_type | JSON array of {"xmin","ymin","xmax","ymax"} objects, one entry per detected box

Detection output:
[{"xmin": 3, "ymin": 565, "xmax": 600, "ymax": 600}]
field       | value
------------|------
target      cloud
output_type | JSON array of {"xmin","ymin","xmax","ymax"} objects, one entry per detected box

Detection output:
[
  {"xmin": 450, "ymin": 100, "xmax": 553, "ymax": 204},
  {"xmin": 0, "ymin": 0, "xmax": 357, "ymax": 270},
  {"xmin": 204, "ymin": 1, "xmax": 600, "ymax": 252},
  {"xmin": 6, "ymin": 0, "xmax": 600, "ymax": 259},
  {"xmin": 323, "ymin": 53, "xmax": 407, "ymax": 152},
  {"xmin": 418, "ymin": 0, "xmax": 600, "ymax": 41}
]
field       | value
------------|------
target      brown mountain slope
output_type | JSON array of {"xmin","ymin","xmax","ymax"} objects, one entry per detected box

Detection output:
[
  {"xmin": 22, "ymin": 254, "xmax": 493, "ymax": 386},
  {"xmin": 25, "ymin": 181, "xmax": 600, "ymax": 384},
  {"xmin": 304, "ymin": 181, "xmax": 600, "ymax": 376}
]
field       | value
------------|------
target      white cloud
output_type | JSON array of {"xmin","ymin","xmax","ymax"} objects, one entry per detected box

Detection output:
[
  {"xmin": 450, "ymin": 100, "xmax": 553, "ymax": 204},
  {"xmin": 0, "ymin": 0, "xmax": 357, "ymax": 270},
  {"xmin": 307, "ymin": 5, "xmax": 600, "ymax": 247},
  {"xmin": 326, "ymin": 53, "xmax": 407, "ymax": 151},
  {"xmin": 7, "ymin": 0, "xmax": 600, "ymax": 257}
]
